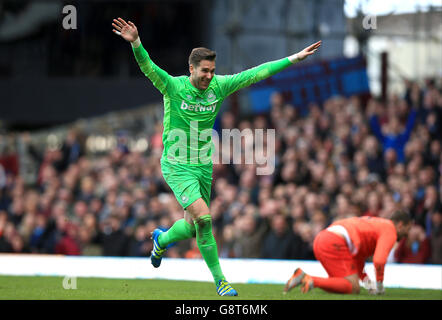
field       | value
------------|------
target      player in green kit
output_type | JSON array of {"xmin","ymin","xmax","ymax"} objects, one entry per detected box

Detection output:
[{"xmin": 112, "ymin": 17, "xmax": 321, "ymax": 296}]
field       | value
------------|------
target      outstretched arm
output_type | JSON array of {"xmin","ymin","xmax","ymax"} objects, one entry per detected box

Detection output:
[
  {"xmin": 112, "ymin": 17, "xmax": 172, "ymax": 95},
  {"xmin": 288, "ymin": 41, "xmax": 322, "ymax": 63},
  {"xmin": 218, "ymin": 41, "xmax": 322, "ymax": 97}
]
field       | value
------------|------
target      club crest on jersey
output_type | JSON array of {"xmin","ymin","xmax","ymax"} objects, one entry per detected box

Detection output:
[{"xmin": 206, "ymin": 90, "xmax": 216, "ymax": 103}]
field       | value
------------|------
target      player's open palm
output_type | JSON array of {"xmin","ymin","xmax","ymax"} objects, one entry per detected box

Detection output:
[
  {"xmin": 297, "ymin": 41, "xmax": 322, "ymax": 60},
  {"xmin": 112, "ymin": 17, "xmax": 138, "ymax": 42}
]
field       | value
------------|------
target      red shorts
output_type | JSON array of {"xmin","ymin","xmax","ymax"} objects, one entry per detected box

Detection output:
[{"xmin": 313, "ymin": 229, "xmax": 358, "ymax": 278}]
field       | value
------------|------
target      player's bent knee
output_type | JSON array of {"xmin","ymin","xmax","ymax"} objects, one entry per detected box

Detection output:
[
  {"xmin": 186, "ymin": 199, "xmax": 211, "ymax": 221},
  {"xmin": 194, "ymin": 215, "xmax": 212, "ymax": 228}
]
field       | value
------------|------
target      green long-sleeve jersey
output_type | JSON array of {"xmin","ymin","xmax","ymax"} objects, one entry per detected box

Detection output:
[{"xmin": 132, "ymin": 43, "xmax": 293, "ymax": 166}]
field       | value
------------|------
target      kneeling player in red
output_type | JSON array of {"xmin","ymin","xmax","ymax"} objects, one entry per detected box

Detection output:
[{"xmin": 284, "ymin": 211, "xmax": 411, "ymax": 295}]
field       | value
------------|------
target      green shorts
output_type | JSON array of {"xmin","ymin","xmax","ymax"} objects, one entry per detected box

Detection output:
[{"xmin": 161, "ymin": 159, "xmax": 213, "ymax": 209}]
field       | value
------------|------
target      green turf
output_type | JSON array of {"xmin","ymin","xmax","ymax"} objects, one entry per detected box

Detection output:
[{"xmin": 0, "ymin": 276, "xmax": 440, "ymax": 300}]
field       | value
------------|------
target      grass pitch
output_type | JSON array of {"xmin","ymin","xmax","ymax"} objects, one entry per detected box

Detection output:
[{"xmin": 0, "ymin": 276, "xmax": 441, "ymax": 300}]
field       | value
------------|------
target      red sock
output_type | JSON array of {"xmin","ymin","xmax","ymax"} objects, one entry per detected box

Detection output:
[{"xmin": 311, "ymin": 276, "xmax": 353, "ymax": 294}]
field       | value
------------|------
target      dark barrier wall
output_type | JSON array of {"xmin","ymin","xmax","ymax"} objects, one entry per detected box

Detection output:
[
  {"xmin": 0, "ymin": 78, "xmax": 162, "ymax": 125},
  {"xmin": 0, "ymin": 0, "xmax": 209, "ymax": 128}
]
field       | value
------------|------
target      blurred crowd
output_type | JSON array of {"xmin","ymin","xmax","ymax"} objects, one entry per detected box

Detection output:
[{"xmin": 0, "ymin": 78, "xmax": 441, "ymax": 265}]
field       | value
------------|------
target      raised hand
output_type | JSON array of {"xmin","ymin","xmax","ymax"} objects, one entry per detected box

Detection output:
[
  {"xmin": 112, "ymin": 17, "xmax": 138, "ymax": 42},
  {"xmin": 296, "ymin": 41, "xmax": 322, "ymax": 60}
]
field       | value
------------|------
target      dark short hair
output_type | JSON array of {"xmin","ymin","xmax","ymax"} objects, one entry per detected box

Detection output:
[
  {"xmin": 390, "ymin": 210, "xmax": 411, "ymax": 224},
  {"xmin": 189, "ymin": 47, "xmax": 216, "ymax": 67}
]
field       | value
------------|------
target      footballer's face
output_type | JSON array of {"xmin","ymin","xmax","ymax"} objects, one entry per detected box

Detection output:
[{"xmin": 190, "ymin": 59, "xmax": 215, "ymax": 90}]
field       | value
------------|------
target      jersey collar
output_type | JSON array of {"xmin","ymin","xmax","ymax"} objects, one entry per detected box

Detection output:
[{"xmin": 187, "ymin": 76, "xmax": 210, "ymax": 96}]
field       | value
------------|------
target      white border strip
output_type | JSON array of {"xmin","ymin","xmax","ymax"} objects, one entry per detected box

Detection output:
[{"xmin": 0, "ymin": 254, "xmax": 440, "ymax": 290}]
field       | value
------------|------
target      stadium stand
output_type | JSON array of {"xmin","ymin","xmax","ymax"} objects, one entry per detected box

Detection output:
[{"xmin": 0, "ymin": 78, "xmax": 441, "ymax": 265}]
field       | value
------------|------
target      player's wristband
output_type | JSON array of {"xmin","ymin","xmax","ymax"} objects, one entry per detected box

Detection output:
[
  {"xmin": 288, "ymin": 53, "xmax": 299, "ymax": 64},
  {"xmin": 131, "ymin": 37, "xmax": 141, "ymax": 48}
]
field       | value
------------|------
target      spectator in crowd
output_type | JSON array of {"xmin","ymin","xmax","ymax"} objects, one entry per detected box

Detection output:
[
  {"xmin": 395, "ymin": 224, "xmax": 431, "ymax": 264},
  {"xmin": 368, "ymin": 99, "xmax": 417, "ymax": 163},
  {"xmin": 261, "ymin": 214, "xmax": 294, "ymax": 259},
  {"xmin": 57, "ymin": 129, "xmax": 85, "ymax": 172},
  {"xmin": 0, "ymin": 211, "xmax": 11, "ymax": 251},
  {"xmin": 363, "ymin": 191, "xmax": 382, "ymax": 217},
  {"xmin": 0, "ymin": 164, "xmax": 6, "ymax": 190},
  {"xmin": 100, "ymin": 214, "xmax": 129, "ymax": 256},
  {"xmin": 362, "ymin": 136, "xmax": 386, "ymax": 180},
  {"xmin": 233, "ymin": 211, "xmax": 267, "ymax": 258},
  {"xmin": 219, "ymin": 224, "xmax": 236, "ymax": 258},
  {"xmin": 291, "ymin": 220, "xmax": 315, "ymax": 260},
  {"xmin": 55, "ymin": 222, "xmax": 81, "ymax": 255},
  {"xmin": 0, "ymin": 135, "xmax": 19, "ymax": 177},
  {"xmin": 429, "ymin": 210, "xmax": 442, "ymax": 264},
  {"xmin": 127, "ymin": 225, "xmax": 150, "ymax": 257}
]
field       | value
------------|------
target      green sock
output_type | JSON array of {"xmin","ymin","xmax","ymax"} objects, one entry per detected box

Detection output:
[
  {"xmin": 158, "ymin": 219, "xmax": 196, "ymax": 248},
  {"xmin": 194, "ymin": 214, "xmax": 225, "ymax": 284}
]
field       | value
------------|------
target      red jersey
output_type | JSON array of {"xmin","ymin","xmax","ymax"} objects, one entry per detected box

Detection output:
[{"xmin": 331, "ymin": 216, "xmax": 397, "ymax": 282}]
